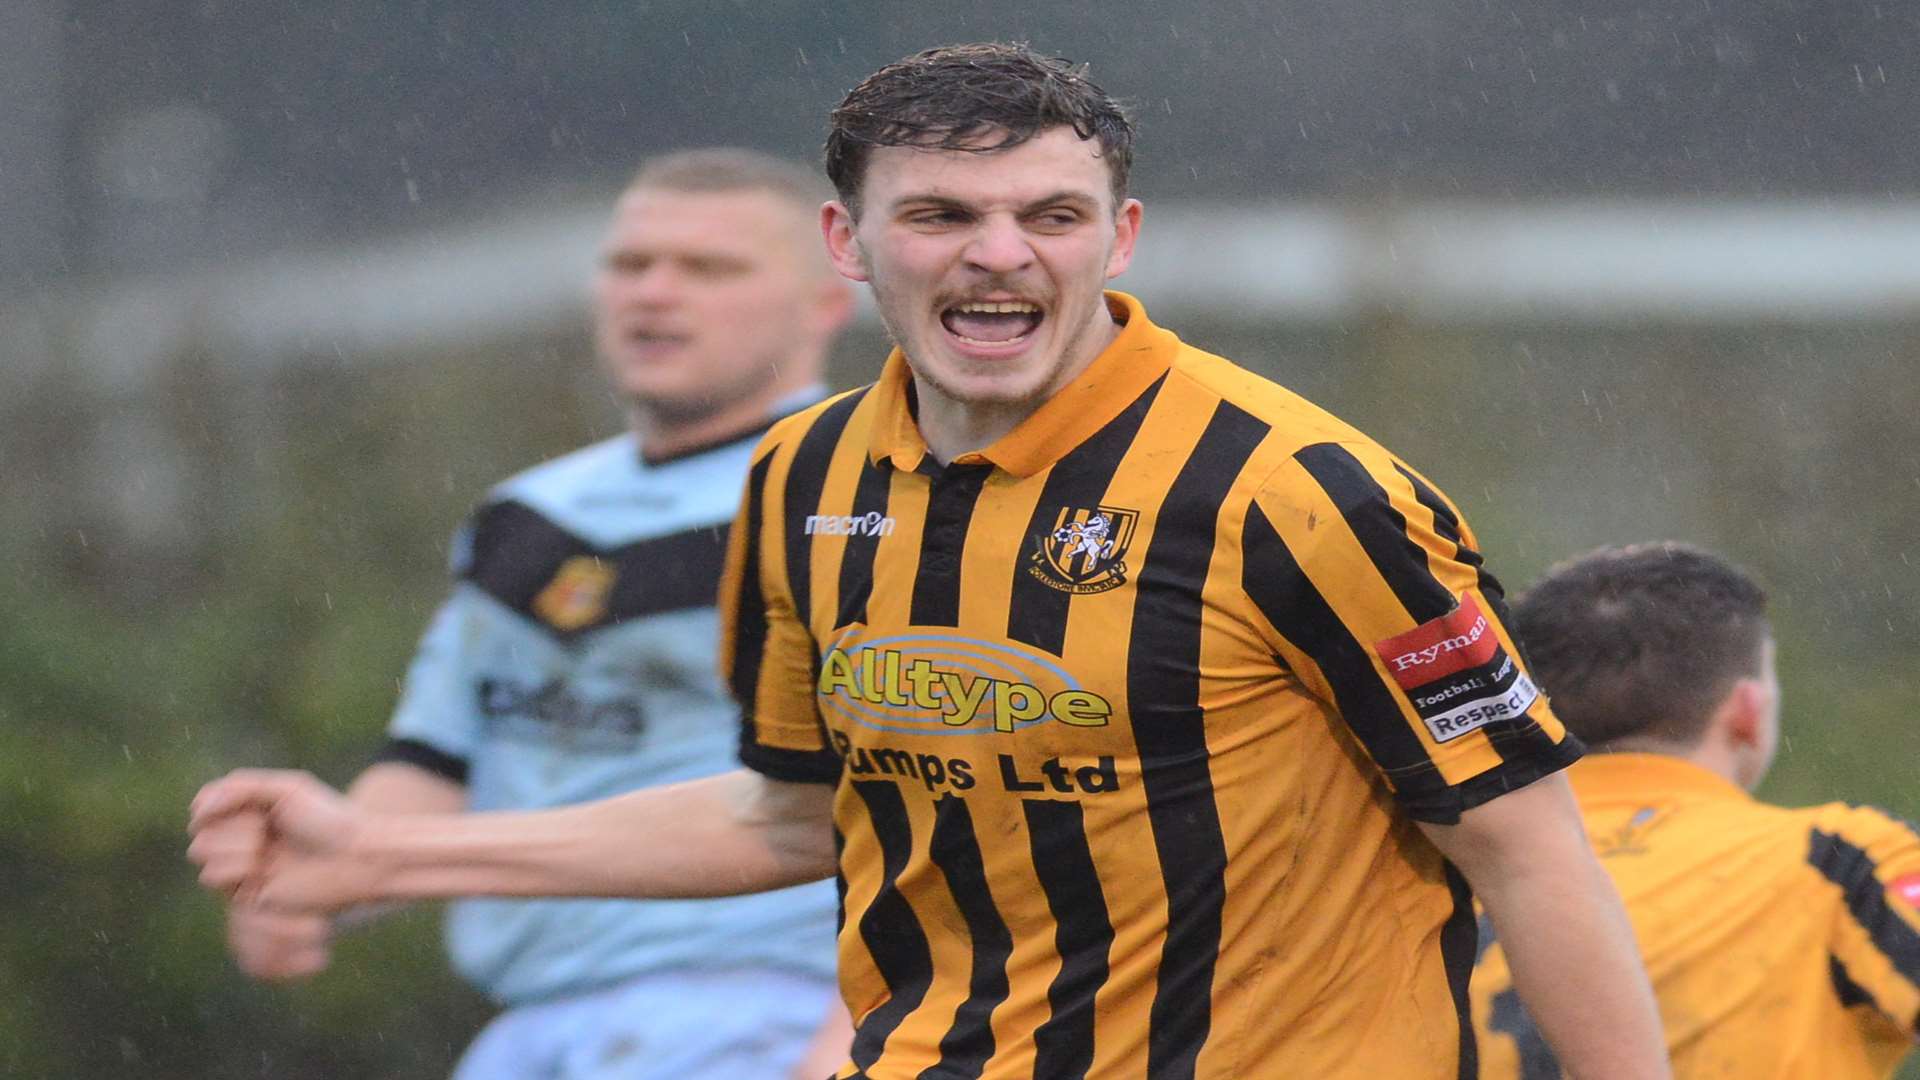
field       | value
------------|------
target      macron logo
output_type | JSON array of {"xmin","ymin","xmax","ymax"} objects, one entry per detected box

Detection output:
[{"xmin": 805, "ymin": 512, "xmax": 896, "ymax": 537}]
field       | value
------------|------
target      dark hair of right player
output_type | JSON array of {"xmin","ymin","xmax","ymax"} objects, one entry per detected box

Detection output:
[{"xmin": 1512, "ymin": 541, "xmax": 1770, "ymax": 750}]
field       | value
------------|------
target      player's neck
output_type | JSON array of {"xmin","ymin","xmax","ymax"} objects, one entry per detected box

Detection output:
[
  {"xmin": 633, "ymin": 382, "xmax": 801, "ymax": 463},
  {"xmin": 914, "ymin": 391, "xmax": 1032, "ymax": 466}
]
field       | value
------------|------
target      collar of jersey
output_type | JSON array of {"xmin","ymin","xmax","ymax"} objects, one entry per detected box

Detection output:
[
  {"xmin": 1569, "ymin": 752, "xmax": 1752, "ymax": 806},
  {"xmin": 866, "ymin": 290, "xmax": 1178, "ymax": 478}
]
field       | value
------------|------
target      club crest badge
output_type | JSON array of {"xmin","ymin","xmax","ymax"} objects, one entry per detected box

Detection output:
[
  {"xmin": 1028, "ymin": 505, "xmax": 1139, "ymax": 594},
  {"xmin": 532, "ymin": 554, "xmax": 615, "ymax": 631}
]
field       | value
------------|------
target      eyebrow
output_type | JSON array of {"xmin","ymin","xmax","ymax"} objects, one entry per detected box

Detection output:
[
  {"xmin": 891, "ymin": 190, "xmax": 1104, "ymax": 215},
  {"xmin": 601, "ymin": 246, "xmax": 754, "ymax": 268}
]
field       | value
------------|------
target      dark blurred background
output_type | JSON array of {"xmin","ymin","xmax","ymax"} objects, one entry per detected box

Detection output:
[{"xmin": 3, "ymin": 2, "xmax": 1917, "ymax": 1077}]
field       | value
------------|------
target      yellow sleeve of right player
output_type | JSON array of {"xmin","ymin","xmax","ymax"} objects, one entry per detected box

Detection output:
[{"xmin": 1810, "ymin": 803, "xmax": 1920, "ymax": 1034}]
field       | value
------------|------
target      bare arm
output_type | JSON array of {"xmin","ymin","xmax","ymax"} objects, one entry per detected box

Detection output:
[
  {"xmin": 1420, "ymin": 773, "xmax": 1670, "ymax": 1080},
  {"xmin": 191, "ymin": 766, "xmax": 838, "ymax": 913},
  {"xmin": 330, "ymin": 762, "xmax": 468, "ymax": 925}
]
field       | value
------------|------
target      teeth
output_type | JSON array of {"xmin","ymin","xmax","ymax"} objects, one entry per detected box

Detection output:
[{"xmin": 953, "ymin": 301, "xmax": 1040, "ymax": 314}]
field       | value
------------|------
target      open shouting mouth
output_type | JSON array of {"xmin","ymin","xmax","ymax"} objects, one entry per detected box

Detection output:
[{"xmin": 940, "ymin": 300, "xmax": 1044, "ymax": 351}]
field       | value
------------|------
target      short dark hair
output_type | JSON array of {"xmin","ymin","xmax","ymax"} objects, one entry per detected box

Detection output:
[
  {"xmin": 824, "ymin": 42, "xmax": 1135, "ymax": 215},
  {"xmin": 627, "ymin": 147, "xmax": 831, "ymax": 209},
  {"xmin": 1512, "ymin": 542, "xmax": 1770, "ymax": 751}
]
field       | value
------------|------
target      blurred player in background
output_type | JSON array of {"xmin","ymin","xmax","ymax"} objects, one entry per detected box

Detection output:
[
  {"xmin": 1473, "ymin": 542, "xmax": 1920, "ymax": 1078},
  {"xmin": 193, "ymin": 44, "xmax": 1668, "ymax": 1078},
  {"xmin": 220, "ymin": 147, "xmax": 856, "ymax": 1079}
]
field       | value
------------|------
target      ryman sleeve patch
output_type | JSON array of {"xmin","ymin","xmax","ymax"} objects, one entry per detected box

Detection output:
[{"xmin": 1374, "ymin": 595, "xmax": 1541, "ymax": 744}]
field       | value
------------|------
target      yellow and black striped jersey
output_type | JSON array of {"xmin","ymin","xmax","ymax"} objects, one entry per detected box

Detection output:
[
  {"xmin": 1472, "ymin": 753, "xmax": 1920, "ymax": 1079},
  {"xmin": 719, "ymin": 292, "xmax": 1582, "ymax": 1079}
]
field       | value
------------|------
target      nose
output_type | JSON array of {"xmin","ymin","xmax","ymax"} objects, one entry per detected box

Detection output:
[
  {"xmin": 608, "ymin": 261, "xmax": 681, "ymax": 308},
  {"xmin": 963, "ymin": 215, "xmax": 1036, "ymax": 275},
  {"xmin": 631, "ymin": 263, "xmax": 682, "ymax": 305}
]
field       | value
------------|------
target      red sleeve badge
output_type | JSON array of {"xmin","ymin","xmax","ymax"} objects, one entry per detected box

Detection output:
[{"xmin": 1374, "ymin": 595, "xmax": 1541, "ymax": 744}]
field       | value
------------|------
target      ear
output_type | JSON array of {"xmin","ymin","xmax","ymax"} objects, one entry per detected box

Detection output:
[
  {"xmin": 1104, "ymin": 197, "xmax": 1144, "ymax": 280},
  {"xmin": 1718, "ymin": 678, "xmax": 1767, "ymax": 750},
  {"xmin": 821, "ymin": 201, "xmax": 870, "ymax": 283}
]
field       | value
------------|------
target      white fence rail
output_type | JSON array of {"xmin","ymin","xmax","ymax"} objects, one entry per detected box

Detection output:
[{"xmin": 12, "ymin": 199, "xmax": 1920, "ymax": 389}]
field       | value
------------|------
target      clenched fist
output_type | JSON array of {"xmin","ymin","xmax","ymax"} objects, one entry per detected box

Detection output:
[{"xmin": 187, "ymin": 768, "xmax": 374, "ymax": 913}]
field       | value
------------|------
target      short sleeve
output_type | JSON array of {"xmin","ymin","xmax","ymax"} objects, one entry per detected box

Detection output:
[
  {"xmin": 378, "ymin": 522, "xmax": 485, "ymax": 781},
  {"xmin": 1240, "ymin": 440, "xmax": 1581, "ymax": 823},
  {"xmin": 1810, "ymin": 804, "xmax": 1920, "ymax": 1034},
  {"xmin": 719, "ymin": 447, "xmax": 841, "ymax": 784}
]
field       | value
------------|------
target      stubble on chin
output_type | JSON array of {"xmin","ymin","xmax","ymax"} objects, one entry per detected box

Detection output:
[
  {"xmin": 612, "ymin": 363, "xmax": 762, "ymax": 429},
  {"xmin": 635, "ymin": 393, "xmax": 727, "ymax": 427}
]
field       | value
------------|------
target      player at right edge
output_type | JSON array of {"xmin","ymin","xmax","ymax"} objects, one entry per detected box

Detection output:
[{"xmin": 1474, "ymin": 542, "xmax": 1920, "ymax": 1079}]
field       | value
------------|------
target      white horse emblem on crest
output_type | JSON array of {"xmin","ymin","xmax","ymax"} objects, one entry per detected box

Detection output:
[
  {"xmin": 1029, "ymin": 505, "xmax": 1139, "ymax": 594},
  {"xmin": 1054, "ymin": 513, "xmax": 1118, "ymax": 562}
]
